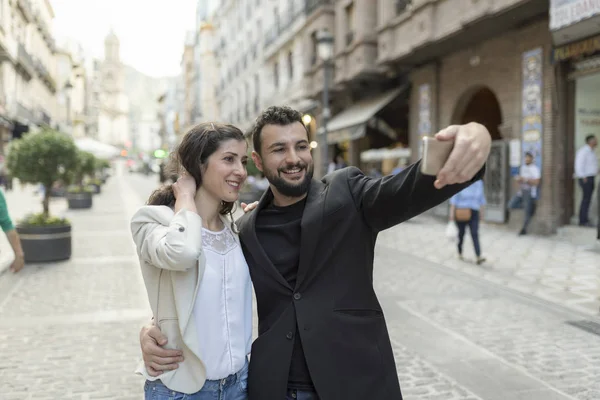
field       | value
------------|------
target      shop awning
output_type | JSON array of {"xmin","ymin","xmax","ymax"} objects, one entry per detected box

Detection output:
[
  {"xmin": 360, "ymin": 147, "xmax": 411, "ymax": 162},
  {"xmin": 75, "ymin": 138, "xmax": 121, "ymax": 159},
  {"xmin": 326, "ymin": 86, "xmax": 407, "ymax": 144}
]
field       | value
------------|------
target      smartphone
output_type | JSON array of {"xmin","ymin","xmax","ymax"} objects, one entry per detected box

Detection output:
[{"xmin": 420, "ymin": 136, "xmax": 454, "ymax": 176}]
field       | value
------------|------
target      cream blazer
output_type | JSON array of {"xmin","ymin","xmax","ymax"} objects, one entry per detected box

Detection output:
[{"xmin": 131, "ymin": 205, "xmax": 234, "ymax": 394}]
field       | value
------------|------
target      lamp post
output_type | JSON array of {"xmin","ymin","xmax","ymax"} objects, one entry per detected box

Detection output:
[
  {"xmin": 64, "ymin": 81, "xmax": 73, "ymax": 133},
  {"xmin": 316, "ymin": 28, "xmax": 334, "ymax": 177}
]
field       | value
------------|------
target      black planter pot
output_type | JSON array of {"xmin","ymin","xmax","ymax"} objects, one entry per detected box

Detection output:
[
  {"xmin": 67, "ymin": 192, "xmax": 93, "ymax": 209},
  {"xmin": 16, "ymin": 224, "xmax": 71, "ymax": 263}
]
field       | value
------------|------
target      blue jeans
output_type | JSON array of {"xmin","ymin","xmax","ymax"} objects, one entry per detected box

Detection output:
[
  {"xmin": 144, "ymin": 359, "xmax": 248, "ymax": 400},
  {"xmin": 286, "ymin": 388, "xmax": 320, "ymax": 400},
  {"xmin": 455, "ymin": 209, "xmax": 481, "ymax": 257},
  {"xmin": 508, "ymin": 190, "xmax": 536, "ymax": 232}
]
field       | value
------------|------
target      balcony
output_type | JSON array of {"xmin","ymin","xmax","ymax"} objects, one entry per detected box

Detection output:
[
  {"xmin": 263, "ymin": 1, "xmax": 306, "ymax": 53},
  {"xmin": 16, "ymin": 44, "xmax": 35, "ymax": 80},
  {"xmin": 33, "ymin": 57, "xmax": 57, "ymax": 93},
  {"xmin": 377, "ymin": 0, "xmax": 548, "ymax": 67}
]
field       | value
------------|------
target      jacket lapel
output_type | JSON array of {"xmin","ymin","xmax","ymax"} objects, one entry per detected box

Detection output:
[
  {"xmin": 295, "ymin": 179, "xmax": 326, "ymax": 290},
  {"xmin": 240, "ymin": 190, "xmax": 293, "ymax": 291}
]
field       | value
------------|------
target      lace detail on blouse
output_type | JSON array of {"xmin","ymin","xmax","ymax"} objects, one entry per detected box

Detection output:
[{"xmin": 201, "ymin": 226, "xmax": 237, "ymax": 254}]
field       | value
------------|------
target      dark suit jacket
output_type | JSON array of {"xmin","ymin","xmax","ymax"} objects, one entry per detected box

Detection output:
[{"xmin": 237, "ymin": 161, "xmax": 484, "ymax": 400}]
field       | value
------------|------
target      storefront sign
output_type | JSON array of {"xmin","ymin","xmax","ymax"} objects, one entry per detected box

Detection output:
[
  {"xmin": 552, "ymin": 34, "xmax": 600, "ymax": 62},
  {"xmin": 521, "ymin": 48, "xmax": 544, "ymax": 172},
  {"xmin": 417, "ymin": 84, "xmax": 431, "ymax": 157},
  {"xmin": 551, "ymin": 0, "xmax": 600, "ymax": 31}
]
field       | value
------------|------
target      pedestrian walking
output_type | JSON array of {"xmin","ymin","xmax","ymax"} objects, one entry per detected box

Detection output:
[
  {"xmin": 507, "ymin": 152, "xmax": 541, "ymax": 235},
  {"xmin": 131, "ymin": 123, "xmax": 251, "ymax": 400},
  {"xmin": 449, "ymin": 179, "xmax": 486, "ymax": 264},
  {"xmin": 574, "ymin": 134, "xmax": 598, "ymax": 227},
  {"xmin": 138, "ymin": 106, "xmax": 491, "ymax": 400}
]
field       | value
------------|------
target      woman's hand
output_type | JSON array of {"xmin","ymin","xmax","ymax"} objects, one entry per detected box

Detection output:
[
  {"xmin": 240, "ymin": 201, "xmax": 259, "ymax": 213},
  {"xmin": 172, "ymin": 171, "xmax": 196, "ymax": 199},
  {"xmin": 173, "ymin": 171, "xmax": 198, "ymax": 214}
]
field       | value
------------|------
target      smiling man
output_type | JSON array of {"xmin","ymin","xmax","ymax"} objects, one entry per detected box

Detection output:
[{"xmin": 139, "ymin": 106, "xmax": 491, "ymax": 400}]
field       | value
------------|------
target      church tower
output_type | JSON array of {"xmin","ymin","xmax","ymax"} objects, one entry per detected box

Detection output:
[{"xmin": 96, "ymin": 30, "xmax": 130, "ymax": 146}]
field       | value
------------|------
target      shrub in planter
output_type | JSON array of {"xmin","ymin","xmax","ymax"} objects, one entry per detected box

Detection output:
[
  {"xmin": 67, "ymin": 151, "xmax": 96, "ymax": 209},
  {"xmin": 7, "ymin": 129, "xmax": 78, "ymax": 263},
  {"xmin": 96, "ymin": 159, "xmax": 111, "ymax": 183},
  {"xmin": 66, "ymin": 184, "xmax": 94, "ymax": 209}
]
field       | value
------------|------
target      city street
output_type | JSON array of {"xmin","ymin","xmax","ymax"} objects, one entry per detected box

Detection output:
[{"xmin": 1, "ymin": 166, "xmax": 599, "ymax": 399}]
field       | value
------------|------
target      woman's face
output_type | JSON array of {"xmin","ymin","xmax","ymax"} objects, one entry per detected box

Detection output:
[{"xmin": 201, "ymin": 139, "xmax": 248, "ymax": 203}]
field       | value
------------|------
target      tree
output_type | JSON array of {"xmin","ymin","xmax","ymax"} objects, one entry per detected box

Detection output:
[{"xmin": 7, "ymin": 129, "xmax": 79, "ymax": 220}]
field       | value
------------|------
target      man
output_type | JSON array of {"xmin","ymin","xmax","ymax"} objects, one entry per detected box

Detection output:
[
  {"xmin": 507, "ymin": 152, "xmax": 541, "ymax": 236},
  {"xmin": 575, "ymin": 134, "xmax": 598, "ymax": 227},
  {"xmin": 139, "ymin": 106, "xmax": 491, "ymax": 399}
]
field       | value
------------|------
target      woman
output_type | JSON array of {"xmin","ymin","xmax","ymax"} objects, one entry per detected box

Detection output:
[
  {"xmin": 131, "ymin": 123, "xmax": 252, "ymax": 400},
  {"xmin": 0, "ymin": 189, "xmax": 25, "ymax": 272},
  {"xmin": 449, "ymin": 179, "xmax": 486, "ymax": 265}
]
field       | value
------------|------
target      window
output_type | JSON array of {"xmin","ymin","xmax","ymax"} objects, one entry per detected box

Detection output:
[
  {"xmin": 396, "ymin": 0, "xmax": 411, "ymax": 15},
  {"xmin": 345, "ymin": 2, "xmax": 355, "ymax": 46},
  {"xmin": 288, "ymin": 51, "xmax": 294, "ymax": 80},
  {"xmin": 310, "ymin": 31, "xmax": 318, "ymax": 65},
  {"xmin": 273, "ymin": 61, "xmax": 279, "ymax": 88}
]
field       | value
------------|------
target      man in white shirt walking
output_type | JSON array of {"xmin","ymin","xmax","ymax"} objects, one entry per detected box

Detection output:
[{"xmin": 574, "ymin": 134, "xmax": 598, "ymax": 227}]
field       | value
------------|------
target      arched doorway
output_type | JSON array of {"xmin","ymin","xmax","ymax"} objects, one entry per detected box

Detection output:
[
  {"xmin": 453, "ymin": 87, "xmax": 503, "ymax": 140},
  {"xmin": 452, "ymin": 86, "xmax": 508, "ymax": 223}
]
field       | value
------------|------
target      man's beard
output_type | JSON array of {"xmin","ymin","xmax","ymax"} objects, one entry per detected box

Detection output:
[{"xmin": 264, "ymin": 162, "xmax": 314, "ymax": 198}]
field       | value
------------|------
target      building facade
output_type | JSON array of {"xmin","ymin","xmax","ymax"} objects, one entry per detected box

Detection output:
[
  {"xmin": 179, "ymin": 0, "xmax": 592, "ymax": 235},
  {"xmin": 0, "ymin": 0, "xmax": 59, "ymax": 151},
  {"xmin": 550, "ymin": 0, "xmax": 600, "ymax": 229},
  {"xmin": 181, "ymin": 30, "xmax": 196, "ymax": 132}
]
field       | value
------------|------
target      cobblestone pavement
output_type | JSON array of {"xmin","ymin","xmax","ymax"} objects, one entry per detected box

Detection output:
[
  {"xmin": 1, "ymin": 166, "xmax": 598, "ymax": 399},
  {"xmin": 377, "ymin": 214, "xmax": 600, "ymax": 317}
]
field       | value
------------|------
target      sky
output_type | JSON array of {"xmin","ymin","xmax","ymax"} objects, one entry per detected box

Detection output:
[{"xmin": 52, "ymin": 0, "xmax": 198, "ymax": 77}]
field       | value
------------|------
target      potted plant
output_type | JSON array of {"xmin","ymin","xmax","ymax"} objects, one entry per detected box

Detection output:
[
  {"xmin": 67, "ymin": 150, "xmax": 96, "ymax": 209},
  {"xmin": 97, "ymin": 159, "xmax": 111, "ymax": 184},
  {"xmin": 90, "ymin": 158, "xmax": 109, "ymax": 193},
  {"xmin": 7, "ymin": 129, "xmax": 78, "ymax": 263}
]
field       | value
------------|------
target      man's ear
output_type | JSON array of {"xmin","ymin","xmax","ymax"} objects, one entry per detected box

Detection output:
[{"xmin": 252, "ymin": 151, "xmax": 263, "ymax": 172}]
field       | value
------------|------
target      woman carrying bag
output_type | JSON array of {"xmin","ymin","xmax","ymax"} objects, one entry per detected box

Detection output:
[{"xmin": 449, "ymin": 179, "xmax": 486, "ymax": 265}]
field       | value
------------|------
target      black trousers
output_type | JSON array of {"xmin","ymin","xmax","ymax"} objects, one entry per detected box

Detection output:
[{"xmin": 579, "ymin": 176, "xmax": 595, "ymax": 225}]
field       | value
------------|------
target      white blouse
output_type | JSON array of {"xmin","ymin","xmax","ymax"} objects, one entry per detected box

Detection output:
[{"xmin": 193, "ymin": 224, "xmax": 252, "ymax": 380}]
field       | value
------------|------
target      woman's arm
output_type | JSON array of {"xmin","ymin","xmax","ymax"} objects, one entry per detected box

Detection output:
[{"xmin": 6, "ymin": 229, "xmax": 24, "ymax": 272}]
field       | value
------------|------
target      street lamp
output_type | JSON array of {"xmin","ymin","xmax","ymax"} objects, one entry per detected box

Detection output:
[
  {"xmin": 64, "ymin": 81, "xmax": 73, "ymax": 132},
  {"xmin": 316, "ymin": 28, "xmax": 334, "ymax": 177}
]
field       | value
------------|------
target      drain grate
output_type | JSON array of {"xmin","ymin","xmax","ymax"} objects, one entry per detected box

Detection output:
[{"xmin": 566, "ymin": 320, "xmax": 600, "ymax": 336}]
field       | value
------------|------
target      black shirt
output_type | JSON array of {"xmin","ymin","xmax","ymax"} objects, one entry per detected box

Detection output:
[{"xmin": 254, "ymin": 197, "xmax": 314, "ymax": 391}]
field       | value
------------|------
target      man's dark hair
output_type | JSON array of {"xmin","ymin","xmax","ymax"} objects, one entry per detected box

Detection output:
[
  {"xmin": 525, "ymin": 152, "xmax": 534, "ymax": 158},
  {"xmin": 585, "ymin": 134, "xmax": 596, "ymax": 143},
  {"xmin": 250, "ymin": 106, "xmax": 308, "ymax": 154}
]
